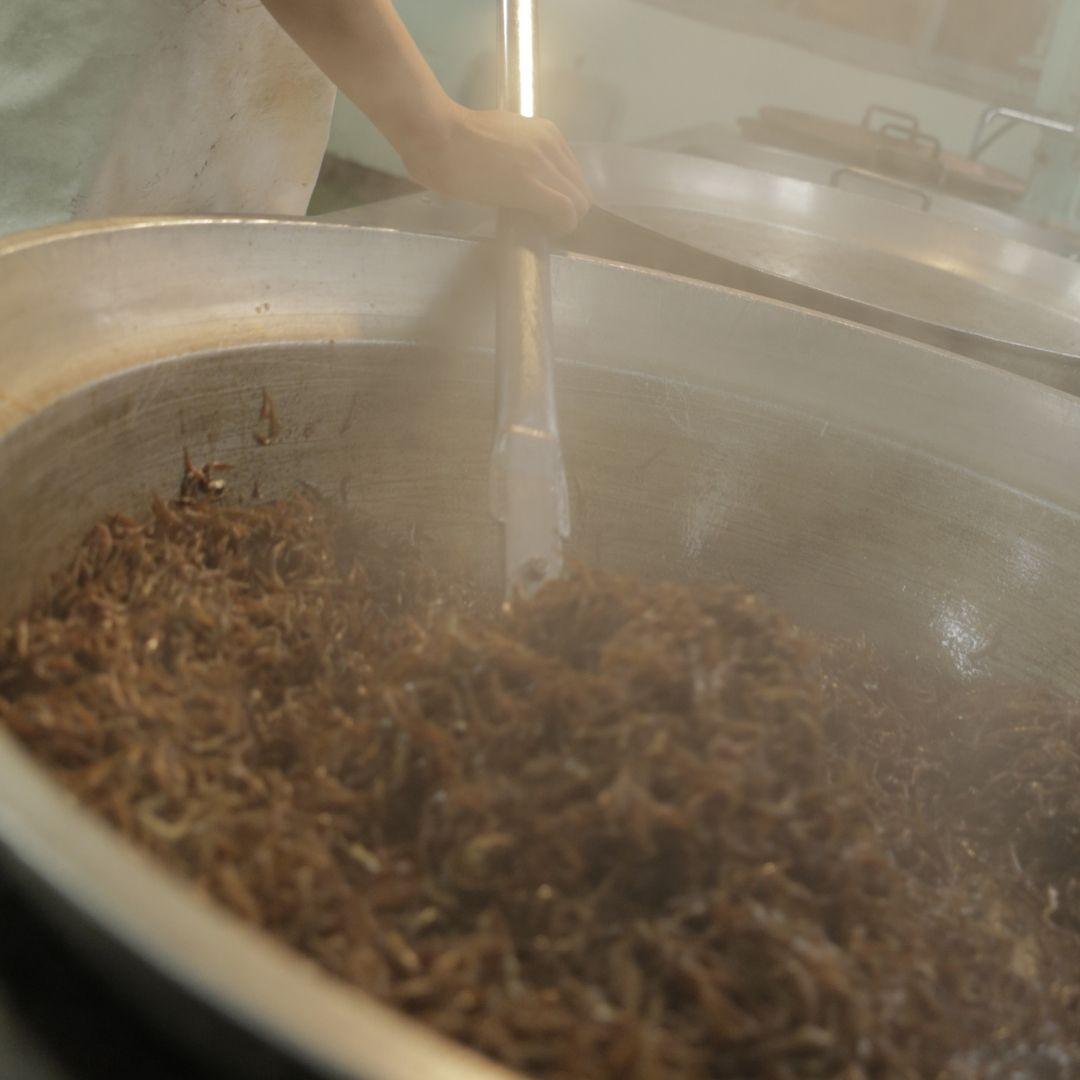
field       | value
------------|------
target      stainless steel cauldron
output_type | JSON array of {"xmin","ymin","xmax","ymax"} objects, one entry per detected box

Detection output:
[
  {"xmin": 335, "ymin": 144, "xmax": 1080, "ymax": 397},
  {"xmin": 3, "ymin": 219, "xmax": 1080, "ymax": 1078},
  {"xmin": 637, "ymin": 124, "xmax": 1080, "ymax": 259}
]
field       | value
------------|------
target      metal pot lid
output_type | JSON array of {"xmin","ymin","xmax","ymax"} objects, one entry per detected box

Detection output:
[
  {"xmin": 636, "ymin": 124, "xmax": 1080, "ymax": 259},
  {"xmin": 572, "ymin": 143, "xmax": 1080, "ymax": 366}
]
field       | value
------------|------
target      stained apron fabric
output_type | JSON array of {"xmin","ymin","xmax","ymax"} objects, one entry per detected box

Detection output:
[{"xmin": 0, "ymin": 0, "xmax": 336, "ymax": 237}]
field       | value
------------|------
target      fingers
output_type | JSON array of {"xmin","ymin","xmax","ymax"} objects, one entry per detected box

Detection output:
[
  {"xmin": 530, "ymin": 153, "xmax": 589, "ymax": 228},
  {"xmin": 530, "ymin": 120, "xmax": 592, "ymax": 220},
  {"xmin": 516, "ymin": 129, "xmax": 589, "ymax": 230},
  {"xmin": 538, "ymin": 121, "xmax": 591, "ymax": 200},
  {"xmin": 515, "ymin": 181, "xmax": 579, "ymax": 236},
  {"xmin": 408, "ymin": 107, "xmax": 591, "ymax": 234}
]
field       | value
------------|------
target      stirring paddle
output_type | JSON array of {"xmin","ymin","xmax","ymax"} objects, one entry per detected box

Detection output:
[{"xmin": 490, "ymin": 0, "xmax": 570, "ymax": 596}]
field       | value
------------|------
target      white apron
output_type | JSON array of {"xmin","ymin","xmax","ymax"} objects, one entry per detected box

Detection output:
[{"xmin": 0, "ymin": 0, "xmax": 336, "ymax": 237}]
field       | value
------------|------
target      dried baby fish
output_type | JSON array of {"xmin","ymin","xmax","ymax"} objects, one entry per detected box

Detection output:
[
  {"xmin": 179, "ymin": 448, "xmax": 231, "ymax": 500},
  {"xmin": 1, "ymin": 492, "xmax": 1079, "ymax": 1078}
]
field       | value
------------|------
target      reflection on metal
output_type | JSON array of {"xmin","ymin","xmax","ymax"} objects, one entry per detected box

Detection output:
[
  {"xmin": 8, "ymin": 219, "xmax": 1080, "ymax": 1076},
  {"xmin": 935, "ymin": 598, "xmax": 991, "ymax": 679},
  {"xmin": 497, "ymin": 0, "xmax": 536, "ymax": 117}
]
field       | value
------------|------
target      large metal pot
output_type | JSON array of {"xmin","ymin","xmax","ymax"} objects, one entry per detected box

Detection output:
[
  {"xmin": 637, "ymin": 124, "xmax": 1080, "ymax": 259},
  {"xmin": 336, "ymin": 144, "xmax": 1080, "ymax": 397},
  {"xmin": 3, "ymin": 219, "xmax": 1080, "ymax": 1078}
]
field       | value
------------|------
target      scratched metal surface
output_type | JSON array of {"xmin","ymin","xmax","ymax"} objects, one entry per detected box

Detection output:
[{"xmin": 3, "ymin": 220, "xmax": 1080, "ymax": 1079}]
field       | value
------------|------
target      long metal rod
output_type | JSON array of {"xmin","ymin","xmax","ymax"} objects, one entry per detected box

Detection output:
[
  {"xmin": 491, "ymin": 0, "xmax": 569, "ymax": 593},
  {"xmin": 497, "ymin": 0, "xmax": 537, "ymax": 117}
]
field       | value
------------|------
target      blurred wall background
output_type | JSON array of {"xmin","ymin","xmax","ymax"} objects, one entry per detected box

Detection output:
[{"xmin": 327, "ymin": 0, "xmax": 1042, "ymax": 180}]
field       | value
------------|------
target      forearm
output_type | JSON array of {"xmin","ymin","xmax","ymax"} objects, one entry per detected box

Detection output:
[
  {"xmin": 261, "ymin": 0, "xmax": 590, "ymax": 233},
  {"xmin": 260, "ymin": 0, "xmax": 458, "ymax": 154}
]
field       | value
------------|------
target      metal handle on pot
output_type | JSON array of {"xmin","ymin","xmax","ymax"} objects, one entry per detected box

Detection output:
[
  {"xmin": 862, "ymin": 105, "xmax": 921, "ymax": 137},
  {"xmin": 872, "ymin": 126, "xmax": 945, "ymax": 186},
  {"xmin": 879, "ymin": 124, "xmax": 943, "ymax": 162},
  {"xmin": 490, "ymin": 0, "xmax": 570, "ymax": 593},
  {"xmin": 830, "ymin": 166, "xmax": 933, "ymax": 212}
]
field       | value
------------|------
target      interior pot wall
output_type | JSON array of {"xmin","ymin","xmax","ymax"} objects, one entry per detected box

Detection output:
[{"xmin": 2, "ymin": 339, "xmax": 1079, "ymax": 695}]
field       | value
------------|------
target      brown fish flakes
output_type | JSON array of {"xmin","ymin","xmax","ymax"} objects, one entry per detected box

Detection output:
[{"xmin": 1, "ymin": 493, "xmax": 1079, "ymax": 1078}]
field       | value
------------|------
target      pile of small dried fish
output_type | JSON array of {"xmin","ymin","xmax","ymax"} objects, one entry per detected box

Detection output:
[{"xmin": 1, "ymin": 489, "xmax": 1079, "ymax": 1078}]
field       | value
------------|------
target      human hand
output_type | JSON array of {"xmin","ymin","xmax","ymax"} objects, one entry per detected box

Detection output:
[
  {"xmin": 259, "ymin": 0, "xmax": 589, "ymax": 232},
  {"xmin": 395, "ymin": 103, "xmax": 592, "ymax": 236}
]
